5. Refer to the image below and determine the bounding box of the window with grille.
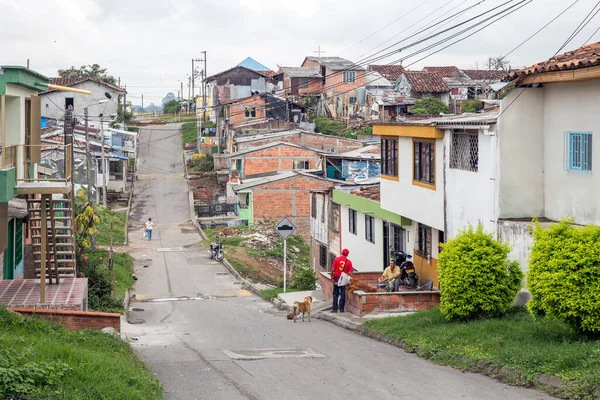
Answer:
[417,223,432,258]
[244,106,256,118]
[450,132,478,172]
[391,224,405,253]
[414,140,435,185]
[342,71,356,83]
[349,96,357,104]
[365,215,375,243]
[349,209,357,234]
[566,131,592,172]
[381,138,398,177]
[319,244,327,268]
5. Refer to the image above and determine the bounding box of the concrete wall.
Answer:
[236,132,363,153]
[340,205,384,272]
[40,81,121,121]
[380,137,444,231]
[497,220,536,275]
[445,130,497,238]
[542,81,600,225]
[498,88,545,218]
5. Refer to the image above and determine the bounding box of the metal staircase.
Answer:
[27,193,76,282]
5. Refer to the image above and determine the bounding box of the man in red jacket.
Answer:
[331,249,353,313]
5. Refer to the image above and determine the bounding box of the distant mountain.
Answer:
[132,103,162,113]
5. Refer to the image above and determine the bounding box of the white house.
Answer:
[39,78,125,123]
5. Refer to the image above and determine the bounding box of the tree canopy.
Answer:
[411,97,449,115]
[57,64,117,85]
[163,99,181,114]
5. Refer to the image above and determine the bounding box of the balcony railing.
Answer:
[14,144,73,195]
[0,145,17,169]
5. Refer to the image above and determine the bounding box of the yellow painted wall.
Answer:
[413,253,439,290]
[374,124,443,139]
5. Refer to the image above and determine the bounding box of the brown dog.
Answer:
[292,296,313,322]
[347,278,382,294]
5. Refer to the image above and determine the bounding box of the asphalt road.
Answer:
[123,124,554,400]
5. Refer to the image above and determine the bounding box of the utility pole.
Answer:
[100,115,107,208]
[180,81,184,102]
[188,76,191,115]
[141,94,144,113]
[201,50,207,137]
[84,108,93,204]
[123,84,127,130]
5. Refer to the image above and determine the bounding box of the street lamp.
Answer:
[84,95,111,206]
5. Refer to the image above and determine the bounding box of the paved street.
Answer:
[123,124,554,400]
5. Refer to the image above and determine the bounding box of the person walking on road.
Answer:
[331,249,353,313]
[145,218,155,240]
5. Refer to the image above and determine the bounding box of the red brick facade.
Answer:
[250,174,335,239]
[237,144,321,177]
[301,58,366,105]
[319,272,440,317]
[10,308,121,332]
[236,132,363,153]
[226,95,266,127]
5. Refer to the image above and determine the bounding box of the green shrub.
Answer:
[411,97,449,115]
[292,267,317,291]
[438,225,523,321]
[460,99,483,114]
[528,219,600,336]
[80,253,122,311]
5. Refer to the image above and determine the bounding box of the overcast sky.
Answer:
[1,0,597,105]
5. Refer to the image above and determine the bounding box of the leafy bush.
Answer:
[313,117,372,139]
[188,154,214,173]
[80,253,122,312]
[292,267,317,291]
[163,99,181,114]
[438,225,523,321]
[528,219,600,336]
[460,99,483,114]
[411,97,449,115]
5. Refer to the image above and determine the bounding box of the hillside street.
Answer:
[121,124,554,400]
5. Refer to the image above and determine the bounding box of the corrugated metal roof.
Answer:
[237,57,271,71]
[305,57,366,71]
[226,141,324,158]
[232,171,297,192]
[278,67,322,78]
[406,111,499,125]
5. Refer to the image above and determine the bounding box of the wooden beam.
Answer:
[520,65,600,85]
[40,194,48,303]
[49,199,58,284]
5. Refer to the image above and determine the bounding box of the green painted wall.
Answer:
[0,66,50,94]
[333,189,411,226]
[0,167,16,202]
[237,190,253,225]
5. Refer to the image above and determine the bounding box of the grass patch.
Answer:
[0,307,162,399]
[259,288,299,301]
[364,308,600,398]
[82,250,134,313]
[182,121,197,145]
[94,207,126,247]
[313,117,373,139]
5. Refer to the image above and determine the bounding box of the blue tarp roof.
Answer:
[237,57,270,71]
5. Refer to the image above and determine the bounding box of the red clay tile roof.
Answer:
[508,42,600,81]
[462,69,506,81]
[423,66,462,78]
[47,77,125,93]
[404,71,449,93]
[367,65,406,81]
[257,70,277,77]
[351,185,380,201]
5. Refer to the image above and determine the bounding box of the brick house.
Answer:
[234,129,364,153]
[300,56,366,116]
[367,65,406,82]
[395,71,451,106]
[230,171,348,240]
[274,67,323,96]
[226,142,323,180]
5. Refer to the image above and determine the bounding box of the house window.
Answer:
[319,244,327,268]
[65,97,74,110]
[413,140,435,186]
[349,209,357,235]
[244,106,256,118]
[417,223,432,259]
[293,160,310,170]
[298,78,309,89]
[391,224,405,253]
[450,132,478,172]
[349,96,357,105]
[311,193,317,218]
[381,138,398,177]
[329,202,339,232]
[235,159,243,174]
[342,71,356,83]
[567,131,592,172]
[365,215,375,243]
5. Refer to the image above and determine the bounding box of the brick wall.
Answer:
[240,144,321,176]
[252,174,333,241]
[238,132,363,153]
[213,154,229,170]
[228,96,266,126]
[319,272,440,316]
[10,308,121,332]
